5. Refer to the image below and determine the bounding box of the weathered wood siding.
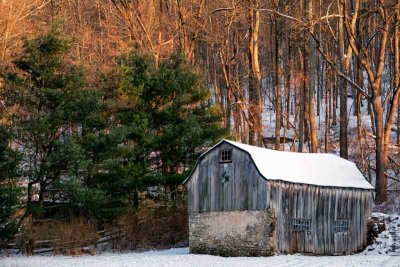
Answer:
[186,141,373,255]
[187,142,268,213]
[268,181,373,255]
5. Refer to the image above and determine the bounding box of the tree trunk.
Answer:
[332,74,338,125]
[325,66,330,152]
[395,7,400,146]
[373,94,387,203]
[275,9,283,150]
[355,16,365,172]
[233,28,242,141]
[298,47,305,152]
[308,0,318,153]
[248,0,262,146]
[285,39,292,129]
[303,44,310,149]
[356,64,365,171]
[337,1,348,159]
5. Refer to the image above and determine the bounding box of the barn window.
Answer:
[292,218,311,231]
[334,220,350,232]
[219,149,232,163]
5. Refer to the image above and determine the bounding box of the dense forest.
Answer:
[0,0,399,254]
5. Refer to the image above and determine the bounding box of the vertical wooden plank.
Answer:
[209,159,215,212]
[252,162,258,210]
[203,161,210,212]
[197,160,204,212]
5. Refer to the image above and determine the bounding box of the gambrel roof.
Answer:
[186,139,374,190]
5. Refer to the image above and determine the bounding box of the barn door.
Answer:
[304,230,313,253]
[333,220,352,254]
[290,231,303,252]
[333,233,351,254]
[290,219,313,253]
[219,162,233,211]
[291,230,313,253]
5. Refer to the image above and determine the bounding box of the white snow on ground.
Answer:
[2,247,400,267]
[2,212,400,267]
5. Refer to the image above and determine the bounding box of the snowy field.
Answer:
[2,213,400,267]
[1,247,400,267]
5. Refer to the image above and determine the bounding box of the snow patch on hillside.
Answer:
[364,213,400,256]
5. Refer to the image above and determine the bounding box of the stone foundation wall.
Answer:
[189,209,277,257]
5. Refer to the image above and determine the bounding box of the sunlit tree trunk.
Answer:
[308,0,318,153]
[248,0,263,146]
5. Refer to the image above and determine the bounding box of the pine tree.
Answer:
[0,125,22,245]
[1,26,105,216]
[105,52,227,200]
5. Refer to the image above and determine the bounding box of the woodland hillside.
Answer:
[0,0,400,254]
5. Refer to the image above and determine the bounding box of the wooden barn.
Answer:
[184,139,374,256]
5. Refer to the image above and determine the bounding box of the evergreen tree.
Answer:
[1,26,106,217]
[0,125,22,245]
[106,53,226,196]
[1,28,226,224]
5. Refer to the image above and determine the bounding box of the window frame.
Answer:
[333,220,351,233]
[292,218,311,231]
[219,149,232,163]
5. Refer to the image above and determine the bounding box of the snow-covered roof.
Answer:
[199,139,374,190]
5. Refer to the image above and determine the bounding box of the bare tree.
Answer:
[344,0,400,203]
[248,0,263,146]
